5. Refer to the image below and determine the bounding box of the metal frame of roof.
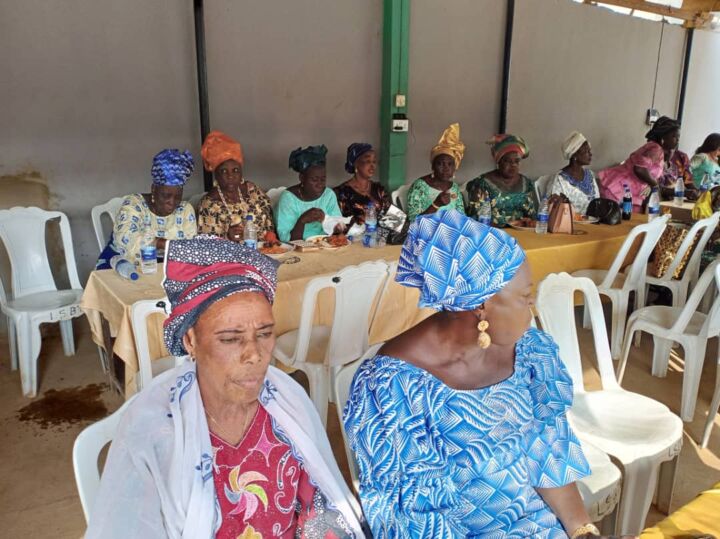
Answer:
[584,0,720,27]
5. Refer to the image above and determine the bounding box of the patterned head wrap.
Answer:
[289,145,328,173]
[345,142,374,174]
[151,149,194,187]
[487,134,530,163]
[201,130,244,172]
[645,116,680,144]
[430,123,465,169]
[396,210,526,311]
[562,131,588,161]
[162,236,279,356]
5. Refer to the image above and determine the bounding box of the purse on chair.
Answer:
[547,194,575,234]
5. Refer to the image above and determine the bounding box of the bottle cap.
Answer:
[130,272,139,281]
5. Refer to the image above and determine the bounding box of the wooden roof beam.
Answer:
[588,1,714,27]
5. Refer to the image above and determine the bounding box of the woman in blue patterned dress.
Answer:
[343,210,602,539]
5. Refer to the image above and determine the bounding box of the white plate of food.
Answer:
[507,218,537,231]
[573,215,600,224]
[305,234,351,250]
[258,241,295,258]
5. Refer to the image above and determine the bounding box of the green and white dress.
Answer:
[274,187,342,242]
[406,178,465,222]
[466,174,537,227]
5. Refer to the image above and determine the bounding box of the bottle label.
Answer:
[366,223,377,233]
[140,245,156,261]
[674,190,684,198]
[478,216,491,225]
[622,201,632,214]
[538,214,549,223]
[648,206,660,215]
[244,239,257,249]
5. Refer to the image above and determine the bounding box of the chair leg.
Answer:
[617,324,637,383]
[582,303,591,329]
[304,365,329,428]
[16,316,42,397]
[616,458,660,535]
[96,345,109,373]
[701,357,720,449]
[610,295,629,360]
[656,453,679,515]
[59,319,75,356]
[7,316,18,371]
[680,343,707,422]
[651,336,674,378]
[599,503,619,536]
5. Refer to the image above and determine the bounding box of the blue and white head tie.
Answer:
[151,149,195,187]
[396,210,526,311]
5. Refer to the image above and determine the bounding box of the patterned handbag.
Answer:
[650,223,698,279]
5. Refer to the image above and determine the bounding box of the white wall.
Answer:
[680,28,720,156]
[203,0,383,190]
[406,0,506,185]
[0,0,201,279]
[509,0,685,177]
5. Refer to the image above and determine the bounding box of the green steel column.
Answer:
[379,0,410,191]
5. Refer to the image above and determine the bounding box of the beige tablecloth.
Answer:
[81,215,645,394]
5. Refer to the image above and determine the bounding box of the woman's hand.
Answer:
[433,191,452,208]
[226,223,245,242]
[299,208,325,224]
[333,223,346,235]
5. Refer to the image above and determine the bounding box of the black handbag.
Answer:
[586,198,621,225]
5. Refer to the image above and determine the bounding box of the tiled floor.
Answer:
[0,318,719,537]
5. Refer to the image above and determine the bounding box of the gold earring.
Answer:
[477,320,491,349]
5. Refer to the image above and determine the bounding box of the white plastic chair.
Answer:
[130,298,184,392]
[333,342,383,495]
[266,187,287,211]
[272,260,389,426]
[534,174,554,202]
[572,214,669,359]
[702,264,720,448]
[90,196,125,251]
[576,441,622,532]
[187,192,206,209]
[0,207,86,397]
[73,395,136,522]
[391,183,411,212]
[536,272,683,535]
[640,212,720,311]
[619,259,720,421]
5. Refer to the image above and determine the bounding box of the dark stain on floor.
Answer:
[16,383,109,430]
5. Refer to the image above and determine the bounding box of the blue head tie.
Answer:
[151,149,195,187]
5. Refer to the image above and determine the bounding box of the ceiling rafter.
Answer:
[585,0,719,27]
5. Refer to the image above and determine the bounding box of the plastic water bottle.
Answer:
[535,197,549,234]
[139,232,157,274]
[110,255,139,281]
[674,177,685,207]
[363,203,378,248]
[622,184,633,220]
[243,215,257,249]
[648,187,660,222]
[478,200,492,226]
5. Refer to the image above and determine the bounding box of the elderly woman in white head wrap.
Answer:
[547,131,599,214]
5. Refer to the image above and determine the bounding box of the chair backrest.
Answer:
[333,342,384,494]
[0,207,82,302]
[73,395,136,523]
[187,192,206,210]
[536,272,620,392]
[291,260,389,368]
[130,298,175,391]
[391,184,411,212]
[656,212,720,284]
[90,197,125,251]
[266,187,287,210]
[668,259,720,337]
[535,174,554,202]
[602,214,669,290]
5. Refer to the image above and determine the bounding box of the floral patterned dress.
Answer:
[466,174,537,227]
[211,405,352,539]
[406,178,465,222]
[334,181,392,224]
[197,182,275,238]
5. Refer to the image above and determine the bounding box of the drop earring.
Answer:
[477,319,491,349]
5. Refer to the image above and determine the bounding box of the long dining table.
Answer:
[80,214,646,395]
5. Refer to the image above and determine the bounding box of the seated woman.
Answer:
[406,123,466,222]
[196,131,274,242]
[96,149,196,269]
[275,145,343,241]
[690,133,720,187]
[87,237,365,538]
[547,131,599,215]
[344,210,598,538]
[466,134,537,227]
[334,143,391,224]
[598,116,690,211]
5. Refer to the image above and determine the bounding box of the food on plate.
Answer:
[327,234,349,247]
[259,244,288,255]
[573,214,589,221]
[511,218,536,228]
[264,230,280,244]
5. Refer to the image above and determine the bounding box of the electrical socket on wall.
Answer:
[646,108,659,125]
